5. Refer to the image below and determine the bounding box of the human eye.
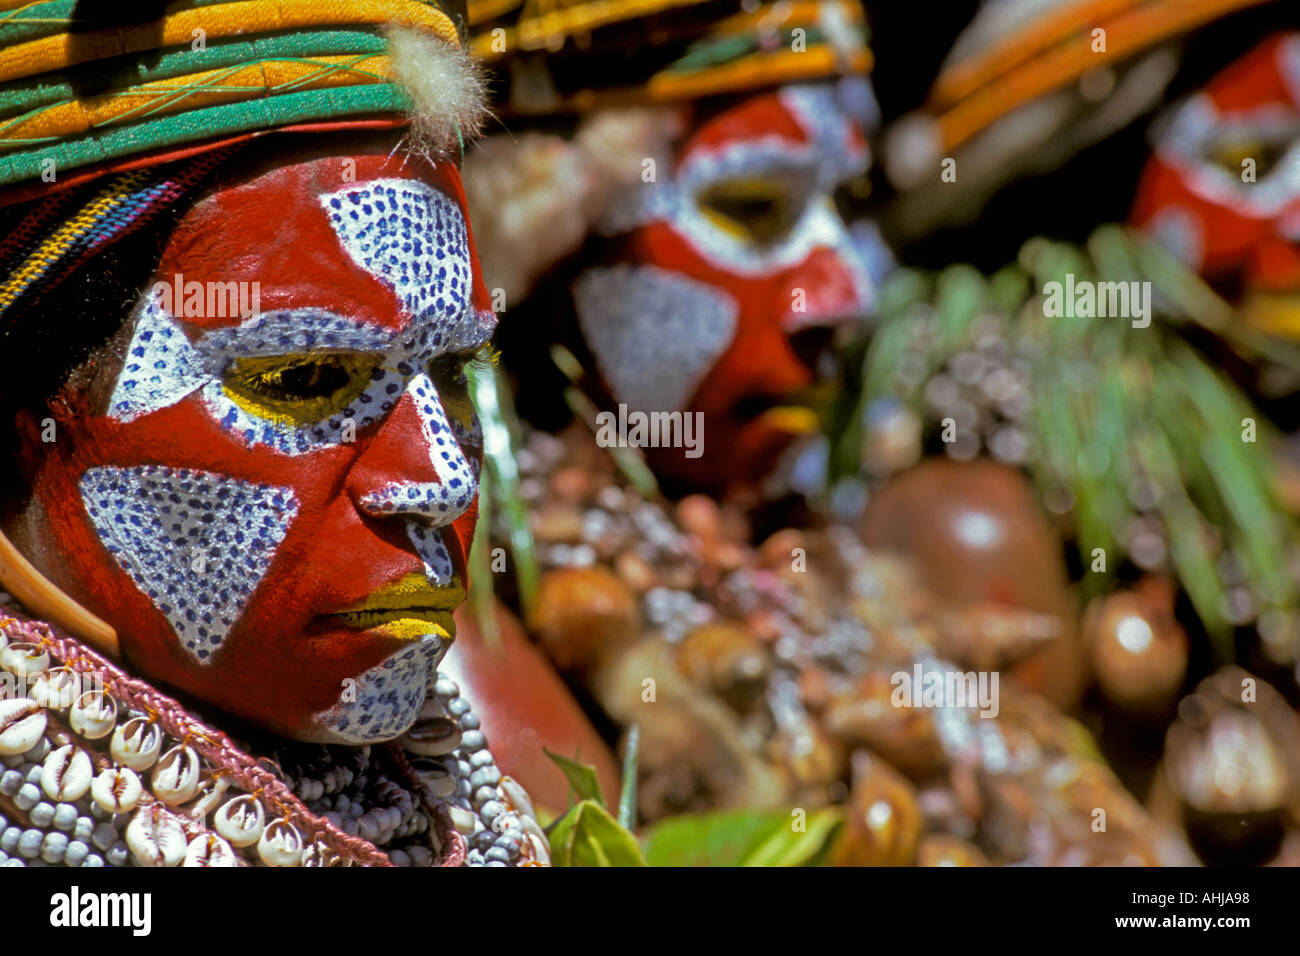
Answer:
[427,344,495,435]
[696,175,809,245]
[221,352,381,425]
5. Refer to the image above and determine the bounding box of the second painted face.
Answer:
[12,143,495,743]
[574,83,875,490]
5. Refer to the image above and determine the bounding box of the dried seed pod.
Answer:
[126,804,186,867]
[151,746,202,806]
[526,566,639,673]
[676,622,770,712]
[0,698,47,756]
[40,744,92,802]
[0,642,48,679]
[69,691,117,739]
[30,668,80,710]
[399,717,461,757]
[214,794,265,847]
[256,819,303,867]
[183,833,237,867]
[91,767,142,814]
[832,752,922,867]
[109,717,163,771]
[1164,667,1300,866]
[823,670,947,779]
[916,834,990,867]
[1086,577,1187,710]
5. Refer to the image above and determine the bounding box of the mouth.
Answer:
[325,573,466,639]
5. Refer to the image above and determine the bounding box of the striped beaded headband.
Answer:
[0,0,476,203]
[468,0,870,116]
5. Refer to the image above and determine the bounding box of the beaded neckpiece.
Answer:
[0,611,548,868]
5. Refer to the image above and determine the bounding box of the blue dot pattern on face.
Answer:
[357,371,478,584]
[77,466,299,662]
[573,263,738,414]
[107,295,208,423]
[312,633,446,744]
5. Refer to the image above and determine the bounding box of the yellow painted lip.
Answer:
[335,572,466,614]
[756,405,821,435]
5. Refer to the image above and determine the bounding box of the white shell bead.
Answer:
[40,744,92,802]
[213,794,265,847]
[186,775,229,821]
[30,668,80,710]
[69,691,117,739]
[151,745,201,806]
[256,819,303,867]
[0,698,47,756]
[399,717,462,756]
[109,717,162,771]
[91,767,142,814]
[0,643,48,679]
[448,806,477,834]
[125,805,186,867]
[183,834,237,867]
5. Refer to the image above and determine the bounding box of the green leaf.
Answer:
[544,748,606,808]
[548,800,645,867]
[641,808,842,867]
[738,807,843,867]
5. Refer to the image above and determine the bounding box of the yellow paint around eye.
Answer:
[222,352,379,427]
[697,177,794,244]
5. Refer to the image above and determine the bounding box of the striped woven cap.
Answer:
[0,0,468,203]
[469,0,870,115]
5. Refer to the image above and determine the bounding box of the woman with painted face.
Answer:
[0,1,551,867]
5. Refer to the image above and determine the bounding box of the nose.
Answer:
[347,372,479,582]
[781,201,874,331]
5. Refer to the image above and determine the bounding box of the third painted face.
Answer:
[574,84,875,490]
[14,145,495,743]
[1132,33,1300,338]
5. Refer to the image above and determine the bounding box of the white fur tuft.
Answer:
[385,25,489,159]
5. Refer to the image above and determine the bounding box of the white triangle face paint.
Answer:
[574,264,738,413]
[310,633,449,744]
[79,466,299,662]
[108,294,210,422]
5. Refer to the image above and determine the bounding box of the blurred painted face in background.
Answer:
[574,82,875,490]
[1132,33,1300,338]
[8,144,494,742]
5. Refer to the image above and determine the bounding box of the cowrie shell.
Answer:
[400,717,461,756]
[69,690,117,739]
[151,745,201,806]
[183,833,237,867]
[0,698,47,756]
[257,818,303,867]
[40,744,92,802]
[214,794,265,847]
[110,716,162,771]
[409,757,456,798]
[500,775,536,821]
[126,804,186,867]
[30,667,80,710]
[0,642,48,679]
[448,805,477,834]
[186,775,229,821]
[91,767,142,814]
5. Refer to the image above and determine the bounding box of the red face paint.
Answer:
[1132,33,1300,337]
[16,148,495,741]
